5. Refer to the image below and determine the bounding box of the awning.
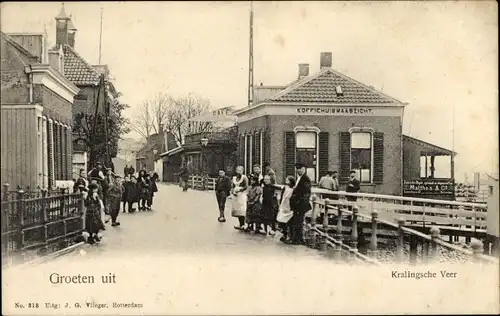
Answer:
[159,146,184,157]
[403,135,456,156]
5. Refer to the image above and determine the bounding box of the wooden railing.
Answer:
[1,188,85,266]
[186,175,497,263]
[188,175,216,191]
[304,196,498,265]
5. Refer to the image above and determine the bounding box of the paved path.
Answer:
[77,183,324,259]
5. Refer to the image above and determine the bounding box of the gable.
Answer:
[267,68,403,105]
[1,33,38,70]
[62,44,100,86]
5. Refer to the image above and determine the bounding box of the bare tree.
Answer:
[130,92,171,141]
[165,93,214,144]
[132,92,214,145]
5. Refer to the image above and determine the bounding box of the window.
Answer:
[296,131,317,182]
[351,132,372,183]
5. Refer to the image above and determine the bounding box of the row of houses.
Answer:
[1,5,120,190]
[141,52,458,200]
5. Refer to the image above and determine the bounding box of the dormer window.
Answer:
[335,85,343,96]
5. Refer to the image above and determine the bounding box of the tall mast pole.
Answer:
[451,104,456,199]
[98,7,103,64]
[248,1,254,107]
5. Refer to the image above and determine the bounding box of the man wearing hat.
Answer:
[288,162,312,245]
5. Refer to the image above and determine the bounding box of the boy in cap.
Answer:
[107,175,124,226]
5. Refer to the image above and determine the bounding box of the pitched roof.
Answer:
[61,44,100,86]
[1,32,39,61]
[265,68,403,105]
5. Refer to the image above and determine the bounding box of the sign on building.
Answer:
[403,179,454,196]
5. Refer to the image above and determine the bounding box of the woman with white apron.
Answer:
[276,175,296,242]
[231,166,249,230]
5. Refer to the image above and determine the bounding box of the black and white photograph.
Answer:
[1,1,498,315]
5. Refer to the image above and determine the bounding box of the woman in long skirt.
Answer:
[231,166,248,230]
[85,183,104,244]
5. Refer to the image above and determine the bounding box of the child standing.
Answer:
[246,175,264,234]
[276,176,296,242]
[121,176,133,213]
[139,174,151,211]
[128,176,139,213]
[262,175,278,235]
[85,183,104,244]
[107,175,124,226]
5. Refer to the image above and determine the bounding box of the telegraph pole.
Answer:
[98,7,103,64]
[248,1,254,107]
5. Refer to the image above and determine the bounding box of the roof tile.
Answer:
[267,68,401,104]
[62,44,100,86]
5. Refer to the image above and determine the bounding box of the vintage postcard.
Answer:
[1,1,498,315]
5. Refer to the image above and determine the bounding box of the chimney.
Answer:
[67,15,77,49]
[48,50,60,72]
[55,4,70,47]
[48,46,65,75]
[298,63,310,79]
[320,52,332,69]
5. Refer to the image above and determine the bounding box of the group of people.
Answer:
[214,162,312,245]
[73,162,159,244]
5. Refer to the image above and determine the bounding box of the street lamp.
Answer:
[200,138,209,190]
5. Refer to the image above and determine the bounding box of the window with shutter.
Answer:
[238,135,245,168]
[47,121,54,188]
[373,132,384,184]
[284,132,296,181]
[339,132,351,184]
[295,131,317,182]
[253,131,260,168]
[263,129,271,165]
[351,132,372,183]
[246,134,252,175]
[318,132,329,179]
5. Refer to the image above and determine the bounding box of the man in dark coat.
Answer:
[128,165,135,176]
[288,162,312,245]
[215,169,231,222]
[346,170,361,202]
[124,165,129,176]
[178,163,190,192]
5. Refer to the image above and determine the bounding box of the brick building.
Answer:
[49,6,119,176]
[234,52,455,196]
[1,31,79,189]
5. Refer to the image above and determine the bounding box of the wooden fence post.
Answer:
[2,182,9,201]
[470,238,484,263]
[368,210,378,258]
[309,195,318,248]
[17,188,26,250]
[60,188,66,218]
[320,199,330,252]
[335,206,343,260]
[409,234,418,265]
[349,206,359,261]
[430,227,440,262]
[80,191,86,233]
[396,218,405,263]
[41,189,48,249]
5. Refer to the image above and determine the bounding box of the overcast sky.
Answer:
[1,1,497,180]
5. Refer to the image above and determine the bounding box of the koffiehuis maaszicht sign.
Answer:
[296,107,374,115]
[403,179,454,196]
